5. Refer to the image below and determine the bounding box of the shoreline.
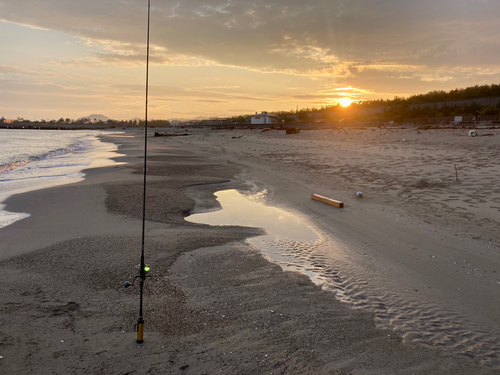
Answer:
[0,129,127,230]
[171,127,500,363]
[0,129,497,373]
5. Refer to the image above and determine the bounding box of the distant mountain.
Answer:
[80,114,110,121]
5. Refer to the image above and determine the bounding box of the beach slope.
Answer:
[0,130,496,374]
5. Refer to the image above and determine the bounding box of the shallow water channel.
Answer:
[186,189,327,285]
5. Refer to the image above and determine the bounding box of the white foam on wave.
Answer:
[0,130,90,174]
[0,143,90,174]
[0,205,30,229]
[0,130,124,229]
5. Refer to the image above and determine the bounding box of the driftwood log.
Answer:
[311,194,344,208]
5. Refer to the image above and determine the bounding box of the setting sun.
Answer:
[339,98,353,107]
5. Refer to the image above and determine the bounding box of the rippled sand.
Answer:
[174,126,500,367]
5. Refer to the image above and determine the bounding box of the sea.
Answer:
[0,129,123,229]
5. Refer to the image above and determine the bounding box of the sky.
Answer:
[1,0,499,120]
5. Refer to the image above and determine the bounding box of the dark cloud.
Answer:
[293,92,365,101]
[2,0,500,119]
[2,0,500,77]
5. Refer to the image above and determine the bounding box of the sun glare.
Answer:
[339,98,353,107]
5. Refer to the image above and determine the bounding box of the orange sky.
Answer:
[1,0,500,120]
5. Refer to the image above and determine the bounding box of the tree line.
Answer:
[9,84,500,125]
[269,84,500,123]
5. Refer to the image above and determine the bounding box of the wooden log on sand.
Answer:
[311,194,344,208]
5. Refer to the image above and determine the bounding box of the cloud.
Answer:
[290,86,376,104]
[229,95,272,101]
[0,65,101,83]
[2,0,499,79]
[0,65,51,76]
[57,51,215,68]
[2,0,500,120]
[228,108,255,113]
[195,85,241,89]
[0,65,30,76]
[155,98,181,102]
[194,99,229,103]
[293,92,365,101]
[0,18,49,31]
[94,83,274,104]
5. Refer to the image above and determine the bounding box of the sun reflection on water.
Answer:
[186,189,326,284]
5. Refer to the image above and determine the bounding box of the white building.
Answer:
[251,112,279,125]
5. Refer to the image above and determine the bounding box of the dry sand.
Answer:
[0,127,499,374]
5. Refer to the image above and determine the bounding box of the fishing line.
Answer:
[137,0,152,344]
[124,0,151,344]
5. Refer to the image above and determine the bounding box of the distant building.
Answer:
[251,112,279,125]
[0,117,14,124]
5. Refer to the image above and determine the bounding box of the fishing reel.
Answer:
[124,264,151,288]
[124,262,153,344]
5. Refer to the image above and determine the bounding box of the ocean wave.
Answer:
[0,210,31,229]
[0,171,85,183]
[0,141,89,175]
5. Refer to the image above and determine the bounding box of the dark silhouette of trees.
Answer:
[267,83,500,123]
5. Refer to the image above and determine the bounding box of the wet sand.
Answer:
[0,128,498,373]
[173,126,500,365]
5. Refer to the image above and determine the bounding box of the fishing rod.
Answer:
[124,0,152,344]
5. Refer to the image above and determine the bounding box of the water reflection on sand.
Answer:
[186,189,326,284]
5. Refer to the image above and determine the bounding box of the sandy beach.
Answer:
[1,126,499,374]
